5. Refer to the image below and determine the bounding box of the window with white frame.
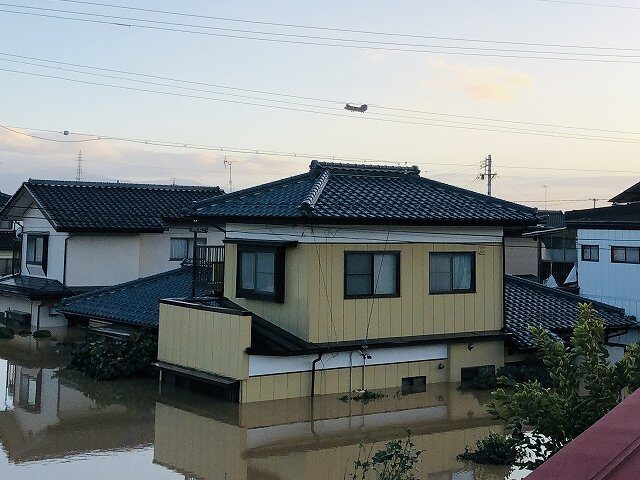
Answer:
[25,234,48,274]
[429,252,476,294]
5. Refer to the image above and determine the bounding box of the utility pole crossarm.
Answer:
[477,154,497,196]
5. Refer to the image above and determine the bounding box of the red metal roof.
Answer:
[527,389,640,480]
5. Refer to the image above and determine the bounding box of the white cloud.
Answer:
[426,59,534,101]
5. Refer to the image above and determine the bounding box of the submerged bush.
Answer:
[68,332,158,381]
[340,389,386,403]
[33,329,53,339]
[457,432,522,465]
[0,327,15,339]
[346,432,422,480]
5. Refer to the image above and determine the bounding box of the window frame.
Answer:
[344,251,401,299]
[611,246,640,264]
[428,251,476,295]
[25,233,48,274]
[581,244,600,262]
[235,244,286,303]
[169,237,206,261]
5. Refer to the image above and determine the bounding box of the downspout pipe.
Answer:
[310,352,323,397]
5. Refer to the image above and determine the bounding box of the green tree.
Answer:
[346,433,422,480]
[484,303,640,467]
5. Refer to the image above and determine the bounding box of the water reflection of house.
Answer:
[153,383,507,480]
[0,334,155,463]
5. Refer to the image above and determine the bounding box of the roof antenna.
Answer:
[224,157,236,193]
[75,149,83,181]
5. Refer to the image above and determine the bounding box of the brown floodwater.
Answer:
[0,329,531,479]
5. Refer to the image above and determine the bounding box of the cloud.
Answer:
[426,59,534,101]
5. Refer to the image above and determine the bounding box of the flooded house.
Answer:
[156,161,541,402]
[0,180,223,329]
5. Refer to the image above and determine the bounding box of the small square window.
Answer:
[581,245,599,262]
[236,245,285,302]
[401,376,427,395]
[345,252,399,298]
[429,252,475,294]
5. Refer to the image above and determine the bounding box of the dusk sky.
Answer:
[2,0,640,210]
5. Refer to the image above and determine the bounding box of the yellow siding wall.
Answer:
[309,242,504,343]
[224,243,310,339]
[448,340,505,382]
[242,358,449,403]
[158,303,251,380]
[226,242,503,344]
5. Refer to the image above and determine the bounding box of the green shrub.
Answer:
[68,332,158,381]
[341,389,386,403]
[346,432,422,480]
[457,432,522,465]
[0,327,15,339]
[33,329,53,339]
[498,360,551,387]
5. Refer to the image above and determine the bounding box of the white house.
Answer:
[0,179,224,328]
[567,181,640,345]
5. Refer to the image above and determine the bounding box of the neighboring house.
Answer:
[567,181,640,321]
[0,191,18,277]
[59,266,205,332]
[156,161,539,402]
[503,275,637,362]
[0,179,223,328]
[527,388,640,480]
[505,210,577,287]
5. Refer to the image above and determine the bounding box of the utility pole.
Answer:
[478,154,497,196]
[223,157,236,193]
[75,150,83,181]
[543,185,548,210]
[589,198,597,209]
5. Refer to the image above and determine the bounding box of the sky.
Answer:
[1,0,640,211]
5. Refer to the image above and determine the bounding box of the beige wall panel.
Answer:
[158,303,251,380]
[448,340,505,382]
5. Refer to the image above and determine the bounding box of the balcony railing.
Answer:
[193,245,225,295]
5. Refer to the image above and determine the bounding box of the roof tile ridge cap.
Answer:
[29,179,220,191]
[505,274,627,313]
[61,267,188,305]
[300,169,331,214]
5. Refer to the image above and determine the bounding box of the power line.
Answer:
[52,0,640,51]
[3,6,640,63]
[3,51,640,137]
[4,67,640,144]
[4,122,640,176]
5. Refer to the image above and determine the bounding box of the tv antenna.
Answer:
[223,157,236,193]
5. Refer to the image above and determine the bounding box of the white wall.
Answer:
[578,228,640,319]
[504,237,538,276]
[139,227,225,277]
[21,206,68,281]
[65,235,141,287]
[0,296,66,328]
[225,223,504,244]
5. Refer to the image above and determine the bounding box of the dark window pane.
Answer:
[628,248,640,264]
[613,247,626,262]
[346,253,371,275]
[240,252,256,289]
[430,253,451,293]
[346,274,371,296]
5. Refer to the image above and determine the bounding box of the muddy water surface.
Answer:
[0,330,530,479]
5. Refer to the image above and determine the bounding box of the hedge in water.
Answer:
[68,332,158,381]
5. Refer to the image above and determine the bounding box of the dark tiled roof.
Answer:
[566,203,640,229]
[60,267,205,327]
[0,275,75,300]
[1,180,222,233]
[195,161,537,226]
[0,192,9,205]
[538,210,565,228]
[609,180,640,204]
[505,275,638,350]
[0,231,15,251]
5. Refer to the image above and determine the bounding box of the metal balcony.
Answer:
[193,245,225,295]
